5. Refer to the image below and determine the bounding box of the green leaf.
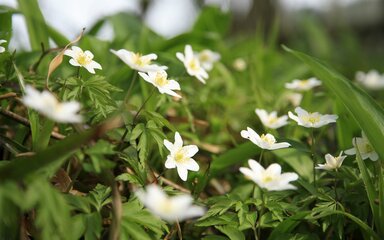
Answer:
[273,148,313,181]
[0,127,99,181]
[309,210,380,240]
[355,147,382,236]
[210,142,260,176]
[0,9,12,41]
[88,184,112,212]
[17,0,49,50]
[215,225,245,240]
[268,212,310,240]
[284,46,384,163]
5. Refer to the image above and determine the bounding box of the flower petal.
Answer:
[177,167,188,181]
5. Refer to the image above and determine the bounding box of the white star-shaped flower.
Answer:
[64,46,102,74]
[288,107,338,128]
[316,152,346,171]
[110,49,167,72]
[345,132,378,161]
[0,40,7,53]
[355,70,384,90]
[22,85,82,123]
[138,70,181,98]
[164,132,199,181]
[255,109,289,129]
[240,127,290,150]
[136,184,205,222]
[176,45,208,84]
[240,159,299,191]
[285,77,322,91]
[197,49,220,71]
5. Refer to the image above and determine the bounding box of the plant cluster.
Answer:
[0,3,384,240]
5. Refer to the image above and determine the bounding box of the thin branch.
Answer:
[0,107,65,140]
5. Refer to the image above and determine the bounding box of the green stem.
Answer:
[76,67,81,79]
[132,87,156,124]
[334,170,338,203]
[256,190,265,240]
[310,129,316,187]
[117,87,156,150]
[258,149,264,163]
[124,71,138,106]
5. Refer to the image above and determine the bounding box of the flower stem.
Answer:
[334,170,338,203]
[175,220,183,240]
[256,190,265,240]
[310,129,316,187]
[258,149,264,163]
[124,71,138,106]
[76,66,81,79]
[132,87,156,124]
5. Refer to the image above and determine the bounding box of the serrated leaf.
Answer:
[215,225,245,240]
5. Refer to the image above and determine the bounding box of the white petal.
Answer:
[174,132,183,149]
[176,52,185,62]
[179,205,205,221]
[183,159,199,171]
[266,163,282,175]
[89,61,102,70]
[369,152,379,161]
[288,111,299,123]
[165,158,176,169]
[84,65,96,74]
[294,107,307,116]
[138,72,152,83]
[84,50,94,59]
[239,167,257,181]
[269,142,291,150]
[164,139,174,152]
[183,145,198,157]
[167,80,181,90]
[344,148,356,155]
[177,167,188,181]
[69,59,81,67]
[248,159,264,174]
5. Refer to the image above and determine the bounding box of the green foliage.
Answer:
[1,3,384,240]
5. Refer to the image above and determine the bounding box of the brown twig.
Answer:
[0,107,65,139]
[0,92,17,100]
[153,171,191,194]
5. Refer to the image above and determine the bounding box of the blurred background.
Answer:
[1,0,383,51]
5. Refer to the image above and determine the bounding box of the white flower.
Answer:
[136,184,205,222]
[240,127,290,150]
[345,132,378,161]
[64,46,102,74]
[22,85,82,123]
[110,49,167,72]
[355,70,384,90]
[232,58,247,71]
[285,77,322,91]
[255,109,289,129]
[0,40,7,53]
[176,45,208,84]
[164,132,199,181]
[288,107,338,128]
[285,93,303,106]
[240,159,298,191]
[316,152,346,171]
[138,70,181,98]
[197,49,220,71]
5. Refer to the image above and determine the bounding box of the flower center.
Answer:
[303,113,320,124]
[262,175,274,183]
[260,134,276,145]
[268,117,278,125]
[364,143,373,153]
[77,53,92,66]
[174,150,186,163]
[154,72,168,87]
[199,52,210,62]
[298,79,309,87]
[133,53,151,67]
[159,199,173,213]
[188,58,200,71]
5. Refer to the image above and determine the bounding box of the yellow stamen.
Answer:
[154,72,168,87]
